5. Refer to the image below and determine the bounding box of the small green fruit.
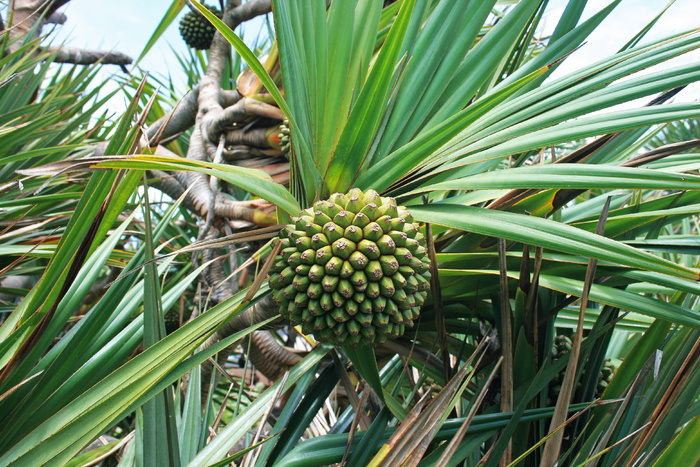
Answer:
[270,189,431,347]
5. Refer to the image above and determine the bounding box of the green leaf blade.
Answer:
[411,204,700,280]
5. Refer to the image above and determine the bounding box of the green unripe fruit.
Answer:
[280,284,296,300]
[278,120,291,156]
[344,225,363,244]
[376,215,393,232]
[347,320,361,336]
[390,312,405,324]
[320,293,333,311]
[292,275,309,292]
[345,194,365,214]
[372,313,390,328]
[348,250,369,270]
[379,255,399,275]
[312,315,326,331]
[378,203,399,218]
[328,192,347,206]
[379,276,395,297]
[301,321,314,335]
[385,299,399,316]
[270,189,431,346]
[389,230,408,247]
[350,270,368,289]
[308,300,323,317]
[374,296,387,313]
[315,246,333,265]
[308,264,325,282]
[313,210,333,226]
[338,279,354,298]
[346,333,363,346]
[359,299,374,314]
[333,210,353,228]
[352,212,371,228]
[360,325,376,340]
[345,300,359,316]
[307,283,323,300]
[332,238,356,260]
[311,233,330,249]
[391,271,408,289]
[295,236,312,252]
[324,257,344,276]
[358,239,381,259]
[355,313,373,327]
[277,266,296,286]
[358,203,380,221]
[299,249,316,265]
[287,251,302,268]
[366,282,381,299]
[404,294,416,310]
[339,261,355,278]
[376,235,396,255]
[294,292,309,307]
[365,261,384,282]
[323,222,344,243]
[363,223,383,242]
[281,246,298,260]
[322,275,339,293]
[331,291,345,308]
[179,5,222,50]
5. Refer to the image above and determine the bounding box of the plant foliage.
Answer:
[1,1,699,466]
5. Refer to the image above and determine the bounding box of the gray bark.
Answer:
[4,0,132,67]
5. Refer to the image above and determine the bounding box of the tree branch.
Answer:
[44,46,132,66]
[6,0,132,68]
[144,88,242,148]
[45,11,66,24]
[195,0,272,144]
[6,0,70,51]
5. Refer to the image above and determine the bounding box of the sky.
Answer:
[544,0,700,105]
[39,0,700,113]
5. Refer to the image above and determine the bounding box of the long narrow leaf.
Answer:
[411,204,699,280]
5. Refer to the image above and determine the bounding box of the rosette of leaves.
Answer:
[178,4,222,50]
[268,188,431,347]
